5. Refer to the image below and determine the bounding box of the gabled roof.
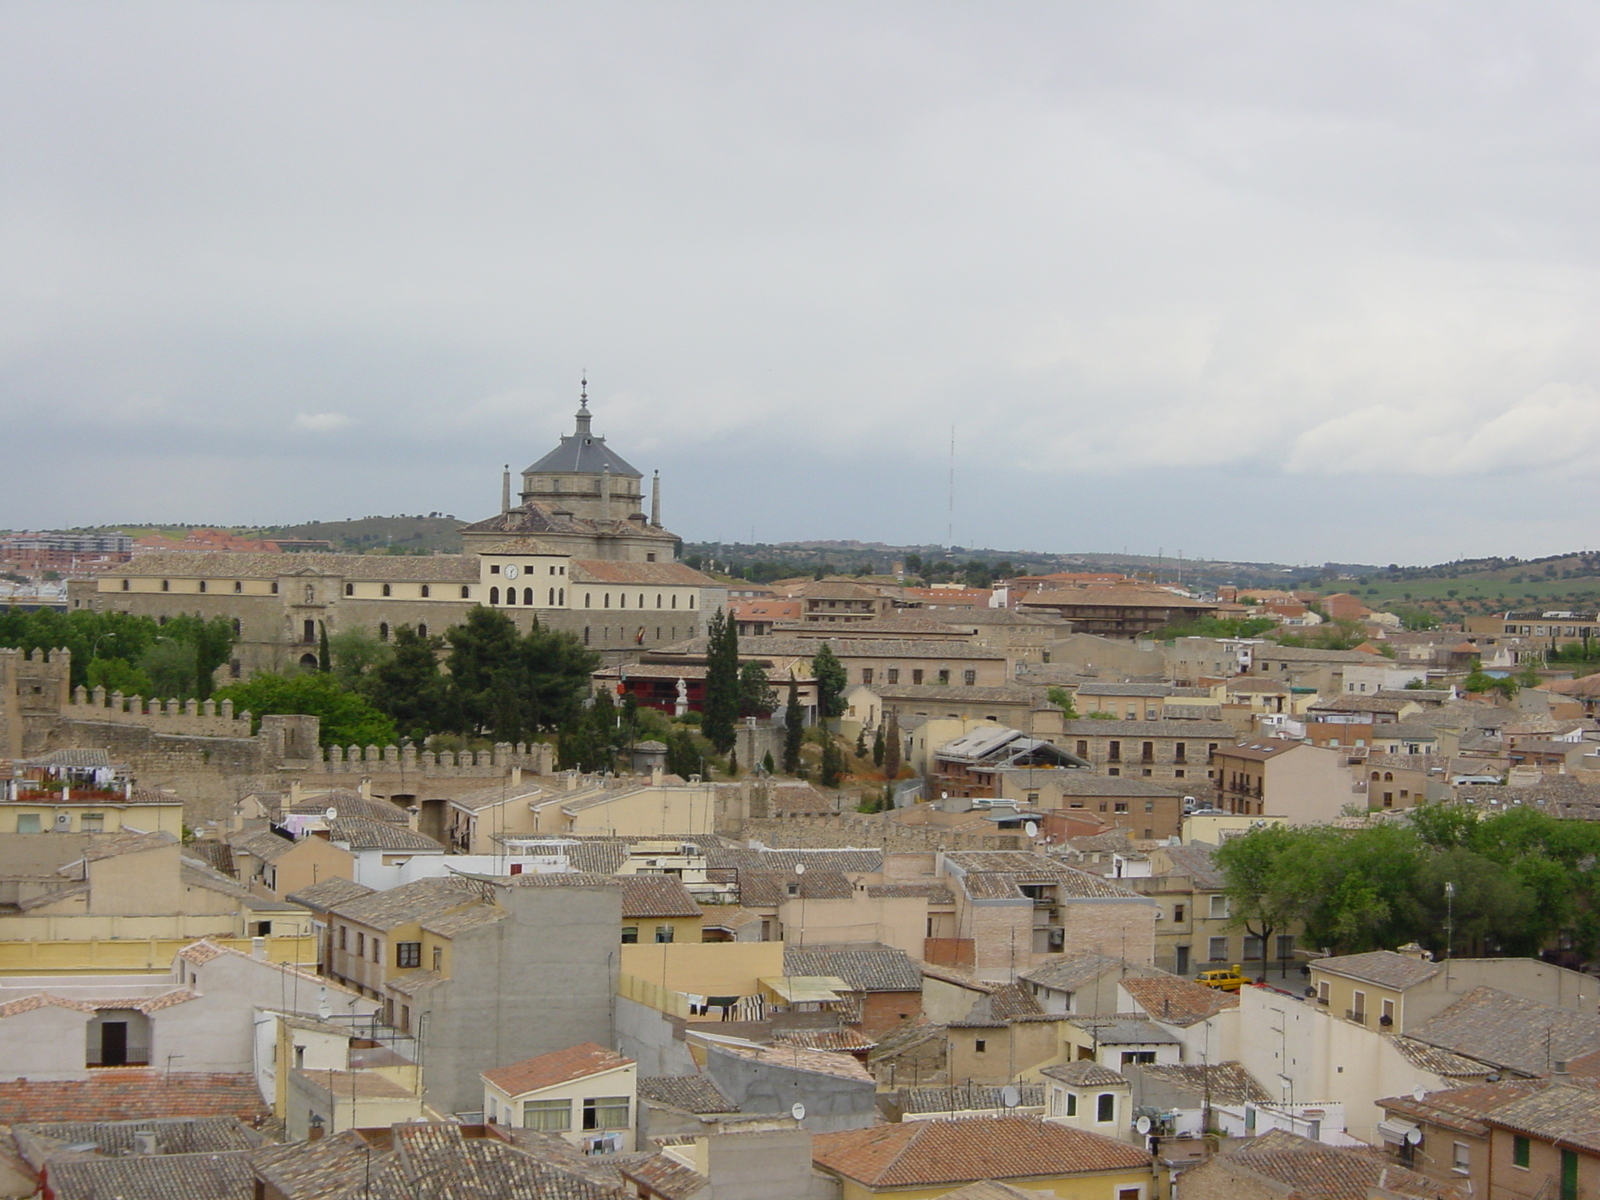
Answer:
[1207,1128,1459,1200]
[481,1042,634,1098]
[1019,952,1123,993]
[325,875,485,930]
[619,874,701,919]
[43,1150,255,1200]
[285,876,375,910]
[1481,1080,1600,1152]
[0,1071,269,1124]
[326,819,445,852]
[902,1084,1045,1114]
[1312,950,1441,991]
[942,852,1145,901]
[1377,1078,1549,1138]
[1040,1061,1127,1088]
[1407,986,1600,1077]
[1133,1061,1269,1105]
[637,1075,735,1114]
[1121,974,1239,1026]
[785,945,923,993]
[811,1116,1149,1187]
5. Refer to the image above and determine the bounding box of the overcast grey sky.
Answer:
[3,2,1598,566]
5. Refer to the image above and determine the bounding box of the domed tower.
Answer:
[518,379,644,521]
[459,377,677,563]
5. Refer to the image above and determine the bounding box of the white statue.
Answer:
[674,677,689,718]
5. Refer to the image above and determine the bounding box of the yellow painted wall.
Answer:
[0,802,184,836]
[560,786,720,837]
[0,934,318,975]
[622,914,704,944]
[619,940,784,997]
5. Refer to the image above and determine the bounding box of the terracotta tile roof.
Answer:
[285,876,375,910]
[619,874,702,919]
[621,1152,709,1200]
[186,840,235,876]
[446,782,547,813]
[865,882,955,903]
[0,992,97,1018]
[739,869,856,907]
[1121,974,1239,1026]
[705,847,883,874]
[637,1075,736,1115]
[0,1072,269,1124]
[43,1150,256,1200]
[420,905,507,937]
[123,549,480,582]
[776,1028,877,1053]
[1378,1078,1548,1138]
[1018,952,1123,993]
[482,1042,634,1098]
[1153,844,1225,890]
[1314,950,1441,990]
[1409,986,1600,1076]
[285,794,411,824]
[1131,1062,1268,1105]
[327,818,445,852]
[1210,1128,1459,1200]
[710,1042,873,1083]
[1035,775,1186,797]
[943,852,1145,901]
[226,828,295,862]
[385,968,444,997]
[571,560,717,586]
[812,1116,1149,1187]
[1040,1061,1127,1088]
[16,1115,261,1158]
[80,829,177,862]
[1390,1036,1497,1079]
[785,946,922,993]
[903,1084,1045,1114]
[1483,1080,1600,1152]
[326,874,485,930]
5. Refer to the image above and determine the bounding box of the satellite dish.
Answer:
[1135,1115,1153,1135]
[1413,1085,1426,1101]
[1406,1127,1423,1146]
[1001,1085,1021,1109]
[794,863,806,876]
[791,1102,806,1121]
[1024,823,1039,840]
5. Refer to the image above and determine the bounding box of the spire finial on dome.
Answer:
[575,372,593,437]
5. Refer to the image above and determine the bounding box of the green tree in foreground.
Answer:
[214,672,397,748]
[702,609,740,752]
[812,643,847,721]
[1046,687,1078,719]
[782,681,804,774]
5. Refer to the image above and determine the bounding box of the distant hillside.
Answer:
[259,515,465,554]
[49,516,466,555]
[1320,551,1600,620]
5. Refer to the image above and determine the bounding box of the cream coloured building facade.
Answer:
[68,388,724,674]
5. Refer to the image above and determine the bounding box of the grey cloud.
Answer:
[2,1,1598,562]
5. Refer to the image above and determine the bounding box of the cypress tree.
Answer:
[872,726,885,768]
[812,642,847,722]
[317,622,331,673]
[782,680,804,774]
[702,609,740,753]
[883,709,901,778]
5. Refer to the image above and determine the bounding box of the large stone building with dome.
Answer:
[69,385,724,678]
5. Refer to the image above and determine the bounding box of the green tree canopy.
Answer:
[214,671,397,748]
[701,609,740,752]
[812,643,847,720]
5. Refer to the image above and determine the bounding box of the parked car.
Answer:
[1196,965,1248,993]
